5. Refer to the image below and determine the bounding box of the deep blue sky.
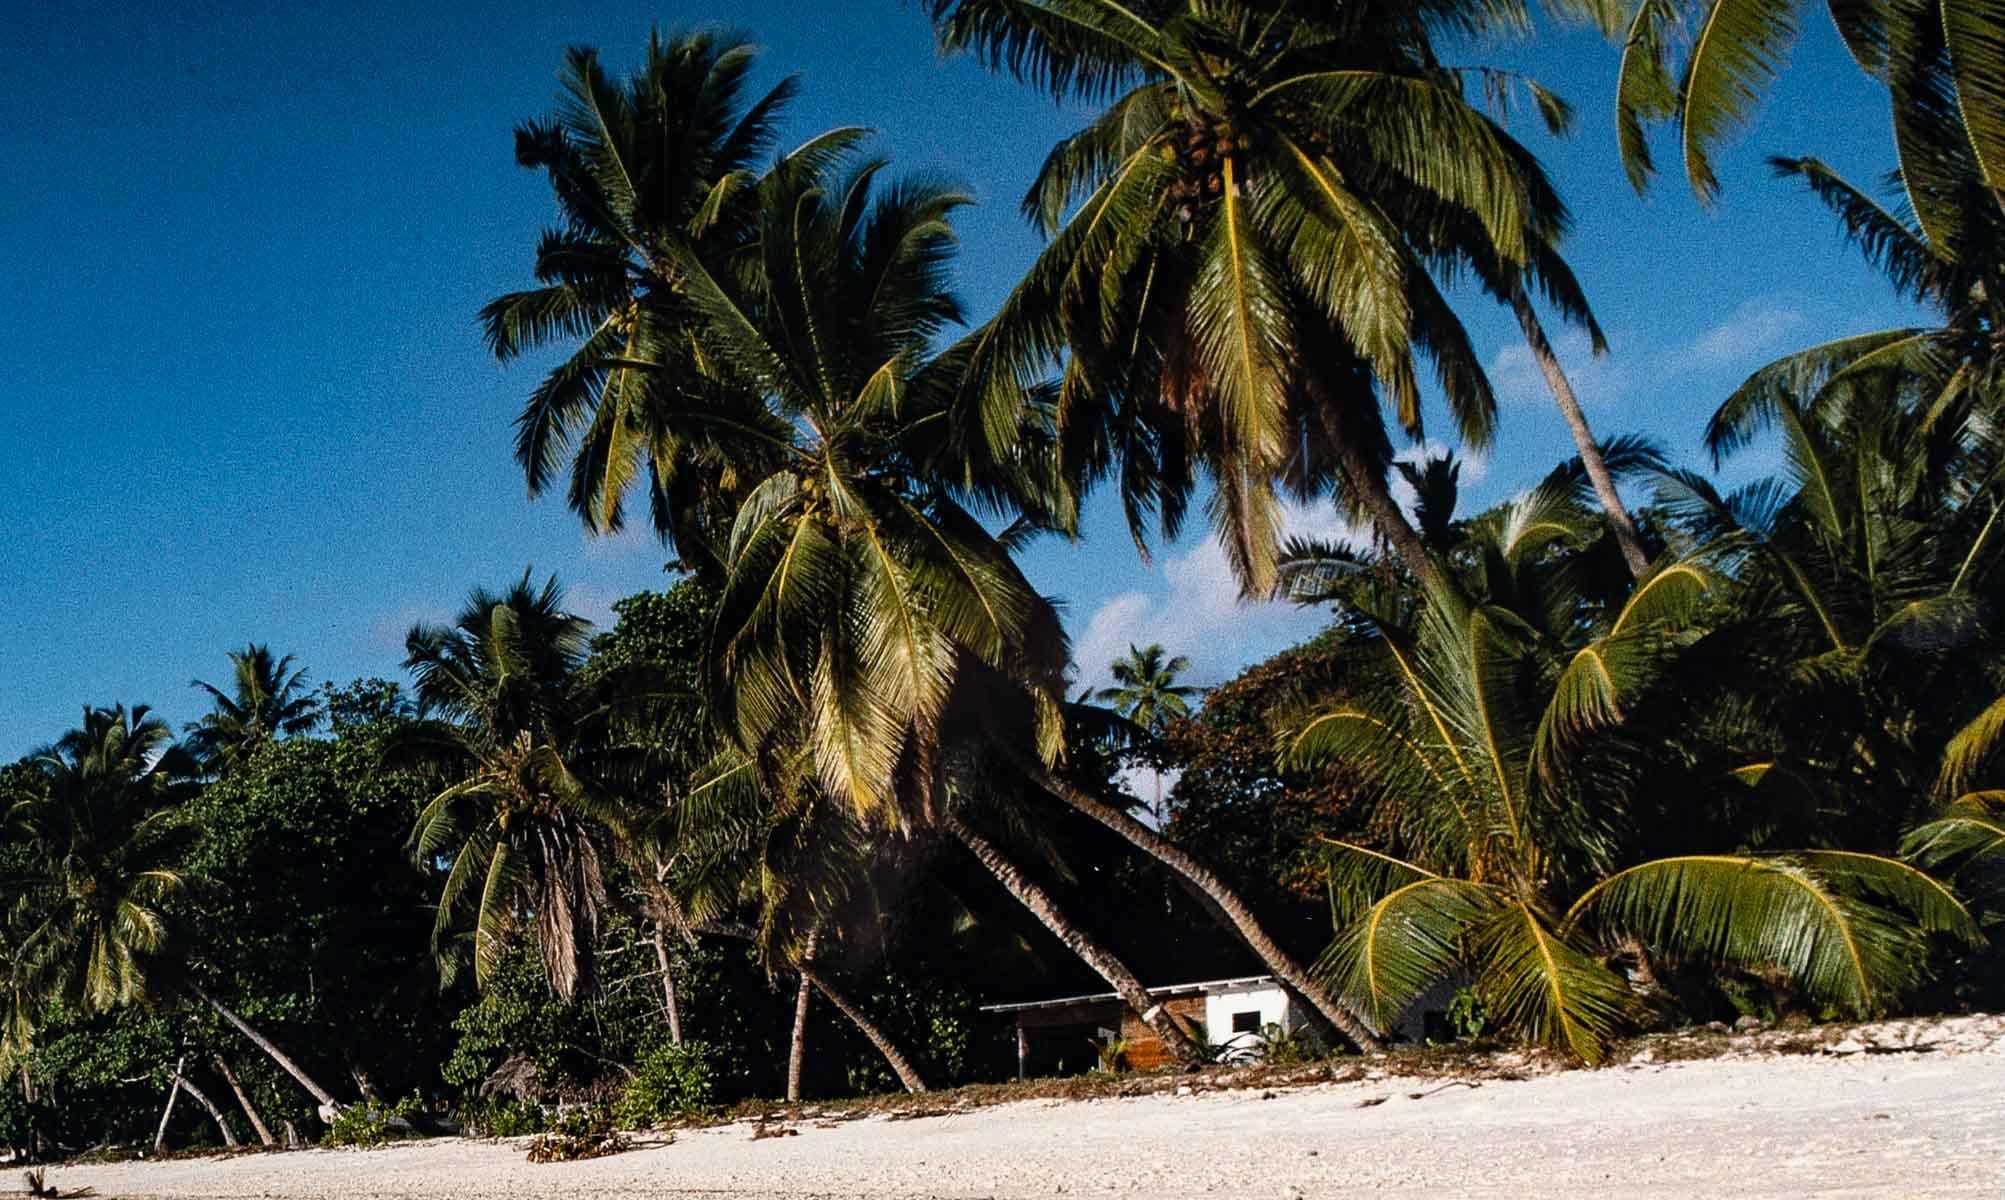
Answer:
[0,1,1921,758]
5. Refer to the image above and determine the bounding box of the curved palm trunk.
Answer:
[1338,440,1439,587]
[177,1074,239,1148]
[184,981,339,1110]
[943,812,1206,1066]
[1509,285,1650,579]
[786,973,812,1102]
[696,920,928,1094]
[214,1056,274,1147]
[1021,763,1383,1053]
[797,965,928,1093]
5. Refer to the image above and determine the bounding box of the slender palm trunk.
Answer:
[1339,440,1439,587]
[1509,284,1650,579]
[1022,761,1384,1053]
[797,965,928,1094]
[696,920,928,1094]
[154,1056,186,1152]
[177,1074,239,1148]
[184,981,339,1110]
[943,812,1205,1065]
[214,1056,274,1147]
[786,973,812,1102]
[651,926,684,1046]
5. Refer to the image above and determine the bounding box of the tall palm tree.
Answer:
[185,644,320,773]
[1613,0,2005,207]
[2,706,343,1111]
[928,0,1612,590]
[400,574,655,1001]
[1284,485,1976,1060]
[480,29,818,567]
[1095,644,1198,733]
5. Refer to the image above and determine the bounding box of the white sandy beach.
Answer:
[51,1015,2005,1199]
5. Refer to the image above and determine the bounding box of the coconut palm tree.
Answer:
[1613,0,2005,207]
[927,0,1629,589]
[480,28,822,567]
[185,645,320,773]
[400,573,658,1001]
[1284,484,1976,1061]
[2,705,344,1111]
[1096,644,1199,733]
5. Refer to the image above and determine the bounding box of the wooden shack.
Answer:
[982,975,1300,1075]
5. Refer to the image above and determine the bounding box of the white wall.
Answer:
[1203,985,1292,1059]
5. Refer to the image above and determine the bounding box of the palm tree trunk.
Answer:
[1509,284,1650,579]
[786,973,812,1102]
[1022,762,1384,1053]
[184,981,339,1110]
[177,1074,239,1148]
[154,1055,186,1152]
[797,964,928,1094]
[943,812,1206,1066]
[213,1056,274,1147]
[694,919,929,1094]
[1338,439,1439,587]
[651,926,684,1046]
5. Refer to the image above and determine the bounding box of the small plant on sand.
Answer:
[613,1039,715,1128]
[324,1096,421,1148]
[526,1105,631,1162]
[457,1097,550,1138]
[1254,1023,1314,1065]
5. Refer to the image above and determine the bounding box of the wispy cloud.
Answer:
[1068,499,1365,694]
[1487,328,1634,410]
[1684,298,1806,369]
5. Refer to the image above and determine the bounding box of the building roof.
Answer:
[978,975,1278,1014]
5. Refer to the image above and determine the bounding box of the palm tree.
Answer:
[1096,644,1198,733]
[186,644,320,773]
[1612,0,2005,207]
[1284,484,1976,1061]
[1095,643,1199,822]
[480,29,818,567]
[928,0,1618,590]
[2,705,343,1111]
[400,574,655,1001]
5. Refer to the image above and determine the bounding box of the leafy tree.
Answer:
[1613,0,2005,205]
[481,29,821,567]
[185,645,321,774]
[400,574,662,1000]
[928,0,1614,588]
[1287,483,1978,1061]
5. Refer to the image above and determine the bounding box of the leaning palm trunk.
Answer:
[153,1055,186,1152]
[786,973,812,1102]
[1508,285,1649,579]
[1021,764,1383,1053]
[697,920,928,1094]
[797,964,928,1094]
[177,1073,239,1148]
[185,981,339,1110]
[943,813,1205,1065]
[214,1056,273,1146]
[1338,440,1439,588]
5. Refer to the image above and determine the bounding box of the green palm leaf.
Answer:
[1471,902,1631,1063]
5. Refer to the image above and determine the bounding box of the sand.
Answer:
[49,1014,2005,1199]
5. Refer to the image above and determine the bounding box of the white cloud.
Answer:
[1684,298,1806,369]
[1486,328,1634,410]
[1068,498,1367,695]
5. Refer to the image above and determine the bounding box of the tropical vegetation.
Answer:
[4,1,2005,1159]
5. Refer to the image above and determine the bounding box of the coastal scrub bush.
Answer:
[613,1039,716,1127]
[323,1096,420,1148]
[526,1105,631,1162]
[457,1097,549,1138]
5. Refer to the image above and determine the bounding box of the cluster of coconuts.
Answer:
[1164,113,1242,223]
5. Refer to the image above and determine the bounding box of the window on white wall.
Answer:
[1231,1010,1260,1034]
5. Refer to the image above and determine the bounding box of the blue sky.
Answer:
[0,2,1922,758]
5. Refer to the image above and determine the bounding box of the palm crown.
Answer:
[186,644,320,772]
[930,0,1601,590]
[1096,643,1198,732]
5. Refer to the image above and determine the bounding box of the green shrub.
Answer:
[526,1104,630,1162]
[456,1097,549,1138]
[1445,987,1487,1040]
[1254,1023,1314,1065]
[323,1096,420,1148]
[613,1039,715,1127]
